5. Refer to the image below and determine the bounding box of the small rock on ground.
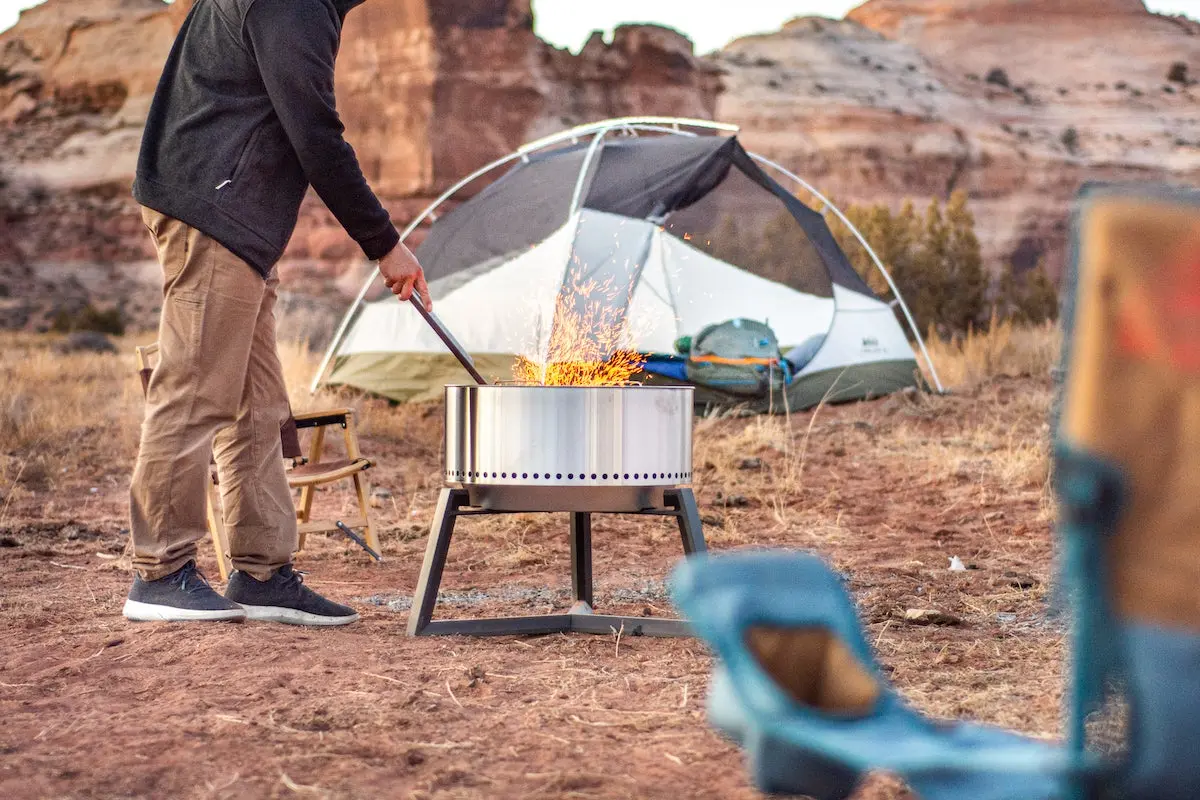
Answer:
[903,608,963,626]
[714,492,751,508]
[1001,571,1040,589]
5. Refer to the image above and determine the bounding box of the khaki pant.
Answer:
[130,207,296,581]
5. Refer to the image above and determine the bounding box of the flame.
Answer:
[513,275,644,386]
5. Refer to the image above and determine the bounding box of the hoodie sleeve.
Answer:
[242,0,399,261]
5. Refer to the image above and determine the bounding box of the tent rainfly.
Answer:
[313,118,942,411]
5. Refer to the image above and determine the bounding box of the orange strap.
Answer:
[690,354,780,367]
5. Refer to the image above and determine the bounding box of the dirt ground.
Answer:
[0,334,1063,799]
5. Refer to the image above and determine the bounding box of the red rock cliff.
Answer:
[0,0,720,328]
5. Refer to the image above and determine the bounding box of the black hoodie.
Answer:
[133,0,398,277]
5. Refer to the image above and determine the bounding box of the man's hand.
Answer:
[378,243,431,311]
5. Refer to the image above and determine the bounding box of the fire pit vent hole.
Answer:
[441,469,693,483]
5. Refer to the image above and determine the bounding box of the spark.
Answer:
[513,273,645,386]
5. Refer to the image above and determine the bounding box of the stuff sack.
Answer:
[682,319,789,398]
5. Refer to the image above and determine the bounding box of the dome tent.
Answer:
[312,118,943,410]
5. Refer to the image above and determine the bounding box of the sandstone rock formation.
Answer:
[0,0,719,330]
[337,1,720,197]
[716,3,1200,276]
[1,0,1199,332]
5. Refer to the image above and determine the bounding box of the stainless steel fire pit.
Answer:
[444,384,693,512]
[407,384,706,638]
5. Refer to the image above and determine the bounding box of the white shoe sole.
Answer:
[238,604,360,627]
[123,598,246,622]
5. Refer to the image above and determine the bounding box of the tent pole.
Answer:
[568,127,612,216]
[748,154,946,395]
[518,117,737,156]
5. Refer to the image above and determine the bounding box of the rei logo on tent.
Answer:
[861,337,882,353]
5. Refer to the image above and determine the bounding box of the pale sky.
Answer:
[1,0,1198,51]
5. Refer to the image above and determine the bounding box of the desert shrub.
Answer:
[985,67,1011,88]
[830,192,1063,336]
[698,191,1055,339]
[1168,62,1190,84]
[1061,126,1080,153]
[50,304,126,336]
[830,191,988,335]
[996,263,1059,325]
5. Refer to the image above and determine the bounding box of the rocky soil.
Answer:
[0,327,1063,799]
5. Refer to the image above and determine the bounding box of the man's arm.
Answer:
[243,0,399,261]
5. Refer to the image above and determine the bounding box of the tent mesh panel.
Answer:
[662,165,835,299]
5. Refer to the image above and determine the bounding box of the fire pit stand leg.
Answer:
[406,488,706,638]
[406,487,468,636]
[570,512,594,611]
[665,488,706,556]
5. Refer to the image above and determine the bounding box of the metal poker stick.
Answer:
[329,292,482,563]
[408,295,489,386]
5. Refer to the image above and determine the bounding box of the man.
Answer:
[122,0,429,625]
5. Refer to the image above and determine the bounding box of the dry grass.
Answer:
[924,318,1061,391]
[0,334,143,453]
[0,333,151,521]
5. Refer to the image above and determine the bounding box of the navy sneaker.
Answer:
[123,561,246,622]
[225,565,359,626]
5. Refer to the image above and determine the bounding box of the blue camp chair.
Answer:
[671,551,1064,800]
[670,183,1200,800]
